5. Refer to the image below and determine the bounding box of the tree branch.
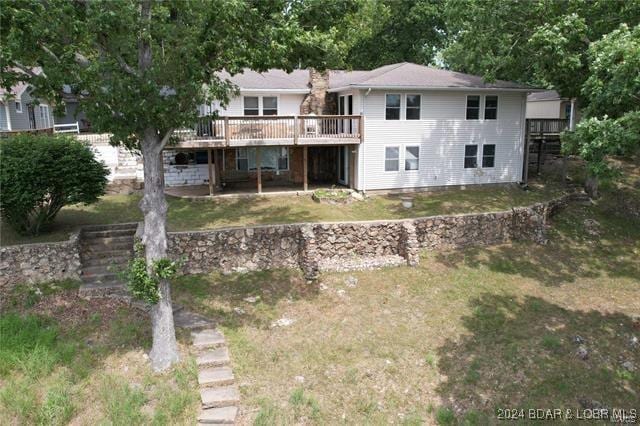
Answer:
[138,0,152,73]
[159,128,174,150]
[95,42,139,77]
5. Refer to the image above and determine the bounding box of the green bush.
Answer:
[0,134,108,235]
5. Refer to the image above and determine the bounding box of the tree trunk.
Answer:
[584,174,599,199]
[140,129,179,371]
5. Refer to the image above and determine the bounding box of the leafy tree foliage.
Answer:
[0,0,340,371]
[0,134,108,236]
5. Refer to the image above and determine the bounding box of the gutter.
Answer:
[239,88,310,94]
[328,85,543,93]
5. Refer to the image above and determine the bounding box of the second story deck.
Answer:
[175,115,363,148]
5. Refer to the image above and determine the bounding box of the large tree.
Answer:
[1,0,339,371]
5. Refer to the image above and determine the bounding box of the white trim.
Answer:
[243,94,279,116]
[384,93,401,121]
[481,143,496,169]
[463,144,479,169]
[329,85,541,93]
[404,145,420,171]
[484,95,498,120]
[15,100,23,113]
[3,102,12,130]
[383,145,400,172]
[465,95,481,120]
[239,88,309,94]
[405,94,421,120]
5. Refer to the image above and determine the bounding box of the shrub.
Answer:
[0,134,108,235]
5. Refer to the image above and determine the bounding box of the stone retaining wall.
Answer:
[0,233,82,291]
[168,192,587,280]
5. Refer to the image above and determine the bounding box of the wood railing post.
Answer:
[256,146,262,194]
[359,115,364,143]
[224,116,230,146]
[207,148,214,196]
[294,115,299,145]
[303,145,308,191]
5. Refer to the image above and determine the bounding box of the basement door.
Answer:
[337,146,349,186]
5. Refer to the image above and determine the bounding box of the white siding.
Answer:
[209,92,305,116]
[526,100,562,119]
[0,103,8,130]
[358,90,526,191]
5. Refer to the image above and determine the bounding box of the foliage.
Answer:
[0,134,108,236]
[123,242,180,304]
[562,24,640,180]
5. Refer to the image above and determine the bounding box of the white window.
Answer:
[262,97,278,116]
[482,144,495,168]
[243,97,259,116]
[484,96,498,120]
[405,146,420,170]
[385,146,400,171]
[236,147,289,171]
[406,95,421,120]
[464,144,478,168]
[466,96,480,120]
[15,101,22,113]
[385,94,401,120]
[39,105,50,127]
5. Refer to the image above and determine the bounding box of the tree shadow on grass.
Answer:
[435,293,640,423]
[171,268,319,330]
[433,201,640,287]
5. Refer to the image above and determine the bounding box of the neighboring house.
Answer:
[0,82,55,132]
[526,90,579,126]
[160,62,536,193]
[53,85,91,132]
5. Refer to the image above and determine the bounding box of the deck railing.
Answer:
[177,115,362,145]
[527,118,569,134]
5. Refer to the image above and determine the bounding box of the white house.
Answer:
[0,82,55,132]
[156,62,537,194]
[527,90,579,129]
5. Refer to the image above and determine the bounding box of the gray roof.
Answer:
[217,62,536,92]
[527,90,564,102]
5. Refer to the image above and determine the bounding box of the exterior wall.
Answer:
[0,102,8,130]
[212,93,306,116]
[358,90,526,191]
[526,100,562,119]
[54,101,90,131]
[163,150,210,186]
[4,90,55,130]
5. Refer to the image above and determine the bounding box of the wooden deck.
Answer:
[173,115,362,148]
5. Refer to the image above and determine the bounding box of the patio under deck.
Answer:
[165,182,341,199]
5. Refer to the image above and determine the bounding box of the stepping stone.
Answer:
[192,329,225,349]
[198,366,234,387]
[198,406,237,424]
[174,309,215,330]
[197,347,230,367]
[200,385,240,409]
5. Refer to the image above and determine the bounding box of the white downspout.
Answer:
[4,101,12,131]
[569,98,576,130]
[362,88,371,193]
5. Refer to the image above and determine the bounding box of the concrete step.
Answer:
[81,272,119,283]
[78,281,128,299]
[81,249,133,260]
[192,329,225,349]
[82,255,131,268]
[198,406,237,424]
[81,223,138,232]
[82,264,123,277]
[83,229,136,239]
[82,239,134,252]
[198,366,234,388]
[200,385,240,409]
[196,348,230,368]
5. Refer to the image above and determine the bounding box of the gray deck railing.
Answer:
[527,119,569,134]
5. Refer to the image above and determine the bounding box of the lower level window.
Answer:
[482,144,495,168]
[385,146,399,171]
[464,144,478,168]
[405,146,419,170]
[236,147,289,171]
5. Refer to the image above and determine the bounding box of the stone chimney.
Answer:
[300,69,337,115]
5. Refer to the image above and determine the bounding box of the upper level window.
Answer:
[243,97,259,115]
[263,97,278,115]
[15,101,22,113]
[406,95,421,120]
[405,146,420,170]
[484,96,498,120]
[482,144,495,168]
[464,144,478,168]
[385,94,401,120]
[466,96,480,120]
[385,146,399,171]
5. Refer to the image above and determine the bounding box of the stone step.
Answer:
[78,281,128,299]
[82,255,131,268]
[82,239,134,252]
[81,223,139,232]
[82,264,122,277]
[197,347,230,368]
[198,366,234,388]
[200,385,240,409]
[81,249,133,260]
[81,272,119,283]
[83,229,137,239]
[198,406,237,424]
[192,329,225,349]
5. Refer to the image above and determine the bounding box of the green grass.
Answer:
[0,285,199,424]
[2,181,563,245]
[171,159,640,424]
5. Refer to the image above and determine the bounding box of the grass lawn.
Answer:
[169,164,640,424]
[1,180,564,246]
[0,283,201,425]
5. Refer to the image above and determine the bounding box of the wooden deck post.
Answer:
[293,116,299,145]
[207,148,214,196]
[223,116,230,146]
[256,146,262,194]
[303,145,308,191]
[214,149,222,190]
